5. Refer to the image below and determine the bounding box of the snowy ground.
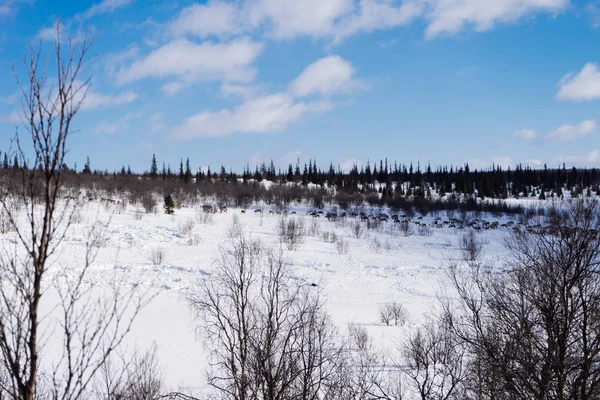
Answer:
[6,200,523,393]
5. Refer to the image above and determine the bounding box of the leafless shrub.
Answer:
[141,193,157,214]
[112,199,128,214]
[95,344,164,400]
[336,238,349,255]
[403,317,466,400]
[417,224,433,237]
[149,248,165,265]
[178,218,195,236]
[88,225,110,248]
[321,230,338,243]
[132,209,144,220]
[371,237,382,250]
[226,214,243,239]
[348,323,371,352]
[307,218,321,236]
[351,220,364,239]
[187,234,201,246]
[187,231,348,399]
[444,199,600,400]
[196,210,213,225]
[0,209,16,234]
[398,221,413,237]
[378,302,408,326]
[459,229,484,262]
[276,216,305,251]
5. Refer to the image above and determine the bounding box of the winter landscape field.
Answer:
[9,193,570,396]
[3,0,600,398]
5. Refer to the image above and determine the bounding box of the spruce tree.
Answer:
[150,154,158,178]
[185,158,192,183]
[82,156,91,174]
[164,194,175,214]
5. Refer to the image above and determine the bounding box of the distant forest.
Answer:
[4,152,600,215]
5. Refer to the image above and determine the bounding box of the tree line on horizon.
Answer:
[10,152,597,200]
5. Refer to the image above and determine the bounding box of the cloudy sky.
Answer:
[1,0,600,173]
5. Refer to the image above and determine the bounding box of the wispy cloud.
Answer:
[468,156,513,169]
[172,93,333,139]
[82,90,138,110]
[166,0,564,43]
[554,150,600,165]
[117,38,263,93]
[423,0,568,39]
[171,54,360,139]
[0,109,22,124]
[289,55,365,97]
[545,119,596,142]
[95,111,141,135]
[557,63,600,101]
[83,0,133,19]
[513,128,537,140]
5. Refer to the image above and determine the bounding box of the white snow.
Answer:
[11,199,527,393]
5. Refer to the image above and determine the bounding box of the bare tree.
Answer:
[403,316,466,400]
[276,216,305,251]
[188,224,382,400]
[458,230,484,263]
[444,199,600,400]
[378,302,409,327]
[0,21,149,400]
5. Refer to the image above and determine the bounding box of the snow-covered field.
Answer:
[12,200,528,393]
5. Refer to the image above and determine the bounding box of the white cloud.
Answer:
[333,0,423,42]
[290,55,362,97]
[165,0,564,43]
[95,111,141,135]
[513,128,537,139]
[467,156,512,169]
[0,110,22,123]
[161,81,187,96]
[84,0,132,19]
[526,159,543,167]
[0,0,27,16]
[339,157,360,171]
[172,93,333,139]
[170,54,363,139]
[82,90,138,110]
[554,150,600,165]
[0,92,18,104]
[37,26,56,41]
[117,38,263,86]
[250,0,353,39]
[169,1,245,39]
[279,150,303,165]
[221,83,264,100]
[545,119,597,142]
[423,0,568,39]
[587,0,600,28]
[492,156,512,169]
[556,63,600,101]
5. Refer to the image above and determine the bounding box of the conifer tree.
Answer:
[164,194,175,214]
[82,156,91,174]
[150,153,158,178]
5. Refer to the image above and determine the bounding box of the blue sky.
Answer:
[1,0,600,173]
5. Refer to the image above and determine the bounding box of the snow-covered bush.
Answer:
[379,302,408,326]
[149,247,165,265]
[336,237,349,254]
[178,218,195,235]
[276,217,305,251]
